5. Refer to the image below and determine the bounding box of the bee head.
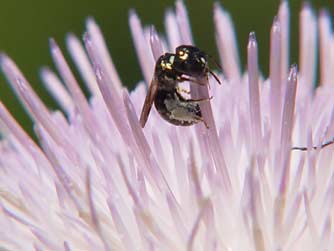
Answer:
[174,45,208,77]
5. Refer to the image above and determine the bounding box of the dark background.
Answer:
[0,0,333,135]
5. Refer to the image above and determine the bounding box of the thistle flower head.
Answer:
[1,1,334,250]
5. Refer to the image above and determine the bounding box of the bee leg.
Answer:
[208,69,222,85]
[179,74,207,86]
[175,90,212,103]
[196,116,209,129]
[185,96,213,103]
[202,119,209,129]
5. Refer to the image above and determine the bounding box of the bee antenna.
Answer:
[292,138,334,151]
[207,54,222,84]
[208,69,222,85]
[208,54,222,71]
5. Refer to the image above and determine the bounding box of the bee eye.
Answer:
[179,52,188,60]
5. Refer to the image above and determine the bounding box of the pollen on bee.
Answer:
[179,53,188,60]
[161,59,173,70]
[166,63,172,69]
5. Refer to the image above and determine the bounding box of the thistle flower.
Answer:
[1,1,334,250]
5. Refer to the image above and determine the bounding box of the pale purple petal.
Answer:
[280,65,298,157]
[150,26,164,61]
[214,3,241,80]
[278,0,290,84]
[66,33,101,96]
[299,3,317,89]
[269,17,283,148]
[86,18,123,93]
[175,0,231,193]
[247,32,262,153]
[318,9,334,85]
[129,10,155,84]
[40,67,74,114]
[164,9,181,50]
[175,0,193,44]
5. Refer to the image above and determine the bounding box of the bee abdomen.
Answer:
[154,89,203,126]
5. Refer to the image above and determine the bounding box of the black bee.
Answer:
[139,53,209,128]
[139,45,220,128]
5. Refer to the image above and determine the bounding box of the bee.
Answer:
[139,45,220,128]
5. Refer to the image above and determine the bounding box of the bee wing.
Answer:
[139,78,159,128]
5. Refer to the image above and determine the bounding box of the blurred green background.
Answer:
[0,0,333,136]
